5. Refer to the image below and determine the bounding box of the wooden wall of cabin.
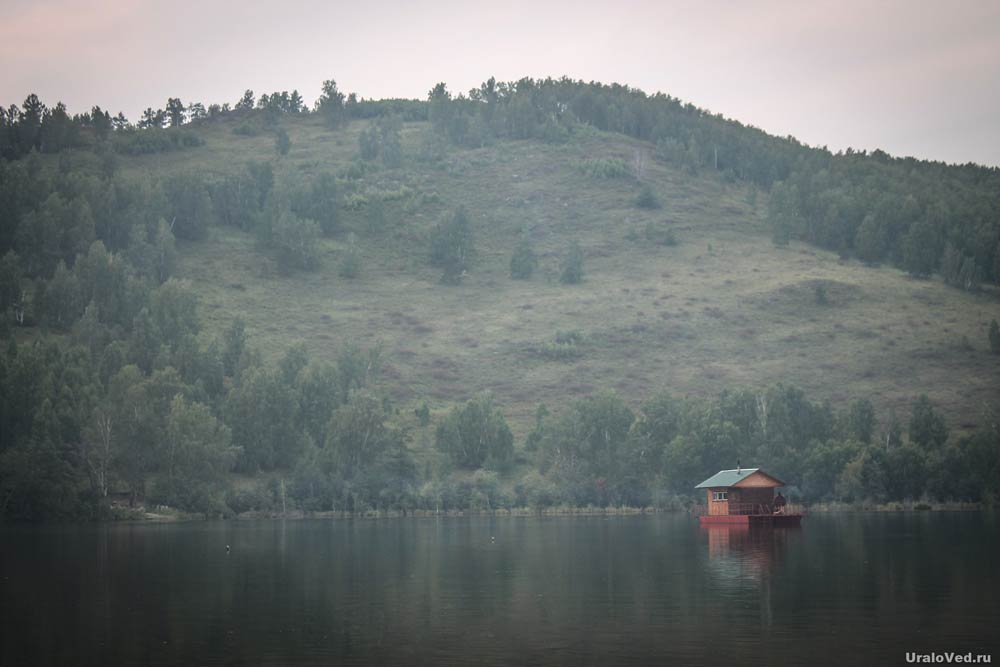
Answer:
[736,471,783,487]
[707,489,729,516]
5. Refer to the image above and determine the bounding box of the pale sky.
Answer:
[3,0,999,166]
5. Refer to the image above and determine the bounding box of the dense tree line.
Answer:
[4,306,998,521]
[0,147,393,519]
[1,94,199,159]
[768,159,1000,286]
[2,83,318,161]
[521,387,995,508]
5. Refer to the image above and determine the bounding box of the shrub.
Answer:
[226,484,275,514]
[510,235,537,279]
[418,130,448,164]
[515,471,559,510]
[414,402,431,426]
[560,241,583,284]
[636,184,661,209]
[814,283,828,305]
[576,158,628,179]
[272,211,321,272]
[430,207,475,284]
[358,117,402,166]
[339,233,361,278]
[232,123,260,137]
[275,128,291,156]
[342,161,370,181]
[163,173,214,241]
[540,118,569,144]
[643,221,677,246]
[366,197,385,235]
[555,330,583,345]
[541,341,582,361]
[341,193,369,210]
[296,172,338,236]
[113,128,204,155]
[359,125,379,160]
[541,330,584,361]
[380,124,402,168]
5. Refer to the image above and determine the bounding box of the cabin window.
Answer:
[712,491,728,501]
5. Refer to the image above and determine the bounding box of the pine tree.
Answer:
[165,98,186,127]
[235,90,255,111]
[317,80,346,128]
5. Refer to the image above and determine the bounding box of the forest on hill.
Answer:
[1,77,999,520]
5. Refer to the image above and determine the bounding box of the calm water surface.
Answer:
[2,513,998,666]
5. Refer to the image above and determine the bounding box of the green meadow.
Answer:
[140,114,999,435]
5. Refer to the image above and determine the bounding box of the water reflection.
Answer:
[703,524,800,578]
[702,524,802,632]
[2,515,998,666]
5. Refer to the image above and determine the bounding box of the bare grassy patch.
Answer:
[140,115,1000,436]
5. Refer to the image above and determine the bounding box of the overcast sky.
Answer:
[3,0,999,166]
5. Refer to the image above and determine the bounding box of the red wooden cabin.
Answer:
[695,467,803,525]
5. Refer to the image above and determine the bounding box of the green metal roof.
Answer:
[695,468,770,489]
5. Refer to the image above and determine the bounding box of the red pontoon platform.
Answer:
[699,512,803,526]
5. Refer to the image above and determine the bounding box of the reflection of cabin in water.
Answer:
[695,467,803,525]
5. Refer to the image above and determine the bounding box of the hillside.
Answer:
[2,80,1000,520]
[141,114,999,434]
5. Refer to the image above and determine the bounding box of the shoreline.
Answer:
[803,501,982,513]
[105,500,988,523]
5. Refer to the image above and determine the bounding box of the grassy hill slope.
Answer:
[123,114,999,435]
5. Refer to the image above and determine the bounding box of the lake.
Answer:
[2,512,998,666]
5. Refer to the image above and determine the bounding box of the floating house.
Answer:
[695,467,803,525]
